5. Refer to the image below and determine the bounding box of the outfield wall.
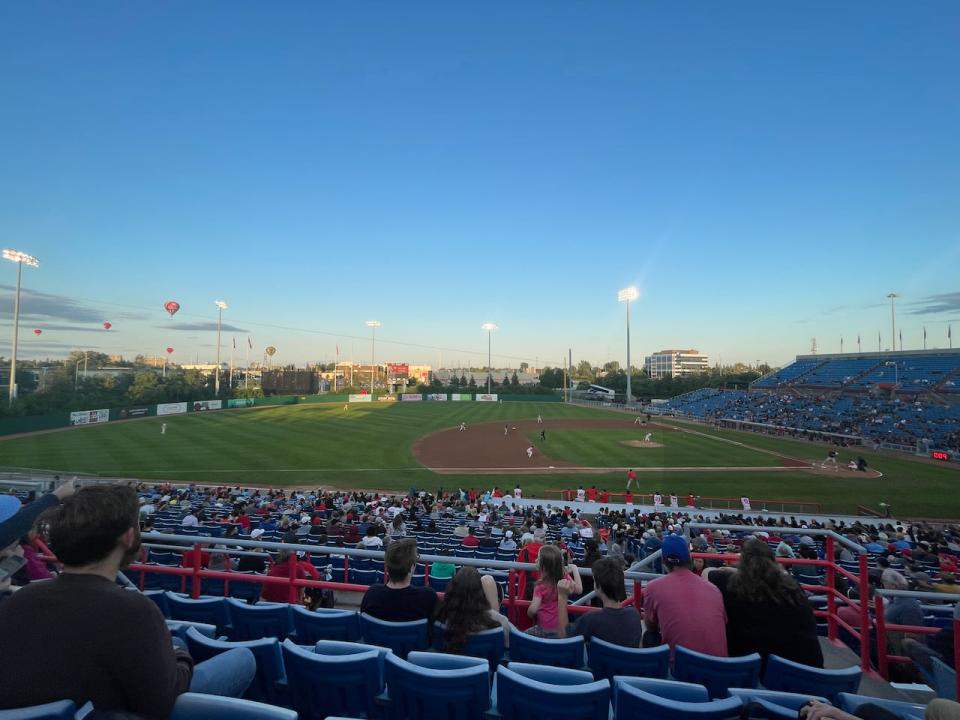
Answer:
[0,392,561,438]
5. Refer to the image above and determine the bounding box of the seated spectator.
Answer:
[19,527,56,582]
[462,527,480,548]
[433,567,503,652]
[360,525,383,549]
[881,568,924,658]
[262,550,320,603]
[903,602,960,673]
[567,558,643,646]
[0,484,255,716]
[207,546,237,572]
[498,530,517,553]
[708,538,823,668]
[642,535,727,658]
[237,530,268,573]
[527,544,582,637]
[361,539,438,622]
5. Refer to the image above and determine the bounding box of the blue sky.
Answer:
[1,1,958,370]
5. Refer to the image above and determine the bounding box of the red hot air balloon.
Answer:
[166,347,174,354]
[33,329,42,336]
[103,322,112,330]
[164,301,180,317]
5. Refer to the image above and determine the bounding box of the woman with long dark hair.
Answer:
[709,537,823,667]
[433,567,501,653]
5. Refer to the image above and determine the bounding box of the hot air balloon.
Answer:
[33,329,42,336]
[265,346,276,357]
[166,347,174,354]
[164,301,180,317]
[103,322,112,330]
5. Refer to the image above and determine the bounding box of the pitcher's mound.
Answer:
[620,440,665,449]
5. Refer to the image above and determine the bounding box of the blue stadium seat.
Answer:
[184,627,286,705]
[428,576,451,592]
[166,593,231,634]
[761,655,861,702]
[507,627,585,669]
[728,688,828,720]
[613,677,743,720]
[290,606,360,644]
[0,700,76,720]
[380,651,490,720]
[169,692,296,720]
[281,638,382,720]
[314,639,393,687]
[144,589,171,617]
[166,619,218,642]
[672,646,761,698]
[585,638,669,682]
[226,598,291,641]
[837,693,926,720]
[227,572,264,602]
[433,623,505,670]
[359,613,430,659]
[490,663,610,720]
[611,676,708,702]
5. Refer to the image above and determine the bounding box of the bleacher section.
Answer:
[749,350,960,394]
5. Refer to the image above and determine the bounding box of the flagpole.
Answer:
[841,337,844,354]
[923,327,927,350]
[229,338,234,390]
[245,338,250,390]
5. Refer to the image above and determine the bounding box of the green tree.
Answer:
[127,372,164,404]
[467,376,477,389]
[510,372,520,386]
[501,374,510,387]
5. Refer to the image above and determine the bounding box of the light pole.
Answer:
[3,249,40,406]
[617,286,639,406]
[481,323,497,394]
[214,300,228,394]
[366,320,381,392]
[885,360,899,385]
[887,293,898,352]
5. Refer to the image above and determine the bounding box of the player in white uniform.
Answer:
[576,486,586,502]
[525,446,534,459]
[514,485,522,499]
[634,416,642,425]
[459,422,466,432]
[643,432,652,442]
[161,423,167,435]
[653,492,663,509]
[537,413,543,423]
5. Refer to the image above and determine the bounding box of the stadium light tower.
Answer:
[214,300,228,395]
[3,249,40,407]
[617,286,639,406]
[366,320,381,392]
[481,323,497,394]
[886,293,898,352]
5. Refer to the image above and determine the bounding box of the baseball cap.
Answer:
[533,527,546,541]
[0,495,22,524]
[250,529,265,539]
[505,530,513,538]
[661,535,691,565]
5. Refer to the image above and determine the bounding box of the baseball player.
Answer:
[634,415,642,425]
[526,446,534,459]
[625,468,637,490]
[514,485,522,499]
[160,423,167,435]
[504,424,509,436]
[459,422,466,432]
[822,449,838,469]
[644,432,653,443]
[537,413,543,424]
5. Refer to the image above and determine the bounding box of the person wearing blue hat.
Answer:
[642,534,728,658]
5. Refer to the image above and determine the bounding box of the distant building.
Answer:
[644,349,710,379]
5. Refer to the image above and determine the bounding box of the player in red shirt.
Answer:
[624,490,634,505]
[626,468,637,490]
[598,489,610,504]
[586,486,597,502]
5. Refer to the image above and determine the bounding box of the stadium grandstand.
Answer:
[659,350,960,455]
[1,479,958,718]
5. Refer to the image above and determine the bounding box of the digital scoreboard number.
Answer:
[930,450,951,461]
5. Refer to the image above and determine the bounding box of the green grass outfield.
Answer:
[0,401,957,517]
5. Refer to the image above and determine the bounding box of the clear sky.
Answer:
[1,1,958,370]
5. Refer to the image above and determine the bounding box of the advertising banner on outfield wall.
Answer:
[426,393,447,401]
[228,398,255,408]
[378,395,397,402]
[157,402,188,416]
[401,393,422,402]
[349,394,373,403]
[450,393,470,401]
[118,407,150,419]
[475,394,498,402]
[70,409,110,426]
[193,400,222,412]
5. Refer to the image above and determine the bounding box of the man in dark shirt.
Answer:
[360,538,437,622]
[0,485,255,718]
[566,558,643,646]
